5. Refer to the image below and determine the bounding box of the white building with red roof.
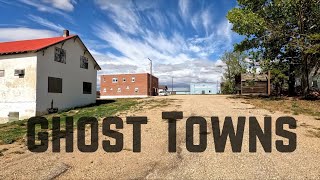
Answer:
[0,30,101,123]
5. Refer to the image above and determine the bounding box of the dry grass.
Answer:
[232,95,320,118]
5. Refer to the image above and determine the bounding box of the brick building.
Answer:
[100,73,159,98]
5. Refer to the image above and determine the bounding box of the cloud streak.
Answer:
[27,15,65,32]
[0,27,58,42]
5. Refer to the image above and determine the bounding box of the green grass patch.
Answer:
[0,99,139,145]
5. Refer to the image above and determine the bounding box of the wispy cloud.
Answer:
[19,0,74,22]
[27,15,65,32]
[91,0,237,86]
[0,27,58,42]
[95,0,142,34]
[42,0,76,11]
[201,8,212,36]
[178,0,190,22]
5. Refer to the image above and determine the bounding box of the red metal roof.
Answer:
[0,35,76,55]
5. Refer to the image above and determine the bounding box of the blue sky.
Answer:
[0,0,243,87]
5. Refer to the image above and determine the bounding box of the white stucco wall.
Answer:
[0,53,37,123]
[36,38,97,115]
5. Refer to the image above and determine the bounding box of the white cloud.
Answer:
[27,15,65,32]
[201,9,212,36]
[95,0,142,34]
[42,0,76,11]
[216,19,233,42]
[178,0,190,22]
[20,0,74,21]
[0,27,59,42]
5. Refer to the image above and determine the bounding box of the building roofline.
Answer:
[0,35,101,70]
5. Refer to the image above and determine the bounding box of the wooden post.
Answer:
[268,70,271,96]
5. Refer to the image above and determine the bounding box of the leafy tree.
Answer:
[227,0,320,97]
[221,51,248,94]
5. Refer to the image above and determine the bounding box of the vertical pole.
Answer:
[148,58,152,96]
[216,80,219,94]
[172,77,173,95]
[268,70,271,96]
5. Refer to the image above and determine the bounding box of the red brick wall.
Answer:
[100,73,158,97]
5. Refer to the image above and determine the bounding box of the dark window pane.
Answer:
[54,47,66,64]
[80,56,88,69]
[83,82,92,94]
[48,77,62,93]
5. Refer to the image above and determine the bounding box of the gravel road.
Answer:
[1,95,320,179]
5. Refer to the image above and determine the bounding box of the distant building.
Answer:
[0,30,101,123]
[158,85,168,93]
[100,73,158,98]
[158,85,168,95]
[171,87,190,95]
[190,83,218,94]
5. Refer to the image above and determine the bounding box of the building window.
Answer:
[103,78,106,82]
[117,88,121,92]
[0,70,4,77]
[126,86,130,90]
[123,78,126,82]
[112,78,118,83]
[14,69,25,78]
[132,77,136,82]
[103,88,107,93]
[54,47,66,64]
[110,88,113,90]
[80,56,88,69]
[83,82,92,94]
[135,88,139,93]
[48,77,62,93]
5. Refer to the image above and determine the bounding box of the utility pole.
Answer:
[171,77,173,95]
[217,80,219,94]
[148,58,152,96]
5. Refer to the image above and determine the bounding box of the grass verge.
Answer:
[0,99,139,145]
[233,95,320,118]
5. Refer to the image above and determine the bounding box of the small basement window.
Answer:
[80,56,88,69]
[83,82,92,94]
[0,70,4,77]
[54,47,66,64]
[103,88,107,93]
[48,77,62,93]
[135,88,139,93]
[117,88,121,92]
[112,78,118,83]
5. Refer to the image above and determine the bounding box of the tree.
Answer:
[227,0,320,97]
[221,51,248,94]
